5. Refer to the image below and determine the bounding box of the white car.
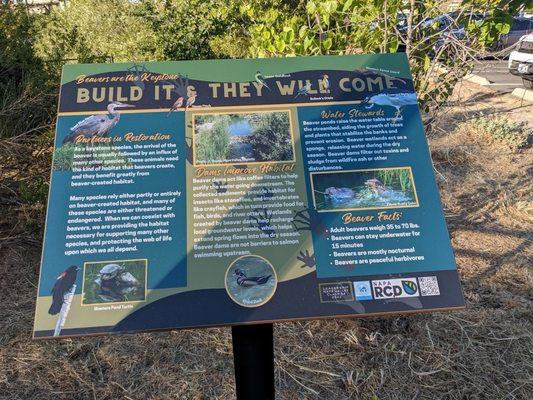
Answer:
[509,33,533,88]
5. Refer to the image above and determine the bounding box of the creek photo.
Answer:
[311,167,419,212]
[192,111,294,165]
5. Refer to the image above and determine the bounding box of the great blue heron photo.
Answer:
[62,101,134,145]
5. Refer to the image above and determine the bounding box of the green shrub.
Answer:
[34,0,251,64]
[195,115,231,163]
[19,176,49,204]
[34,0,161,64]
[476,116,531,150]
[243,0,524,119]
[248,112,293,161]
[144,0,249,61]
[0,5,55,140]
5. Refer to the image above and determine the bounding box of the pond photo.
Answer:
[311,167,419,212]
[82,259,147,305]
[225,255,277,308]
[193,111,294,165]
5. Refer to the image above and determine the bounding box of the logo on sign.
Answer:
[353,281,373,301]
[371,278,419,299]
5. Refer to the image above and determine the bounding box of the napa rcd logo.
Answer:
[371,278,419,299]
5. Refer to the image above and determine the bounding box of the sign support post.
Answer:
[231,323,275,400]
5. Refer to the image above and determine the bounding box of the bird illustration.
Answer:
[233,269,272,287]
[185,94,197,109]
[48,266,78,315]
[362,92,418,119]
[321,74,330,91]
[352,68,407,85]
[255,71,270,90]
[167,74,190,112]
[167,96,184,115]
[294,82,312,98]
[62,101,134,145]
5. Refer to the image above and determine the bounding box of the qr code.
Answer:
[419,276,440,296]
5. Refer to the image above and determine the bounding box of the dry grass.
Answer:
[1,84,532,399]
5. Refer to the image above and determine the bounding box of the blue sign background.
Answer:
[39,112,187,295]
[298,103,456,278]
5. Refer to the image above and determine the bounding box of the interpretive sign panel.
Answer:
[34,54,464,338]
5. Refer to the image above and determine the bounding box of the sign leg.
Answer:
[231,323,275,400]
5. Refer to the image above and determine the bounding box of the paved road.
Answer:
[472,60,524,93]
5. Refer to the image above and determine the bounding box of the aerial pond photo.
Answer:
[193,111,294,165]
[312,167,418,212]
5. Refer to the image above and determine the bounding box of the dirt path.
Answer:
[438,79,533,131]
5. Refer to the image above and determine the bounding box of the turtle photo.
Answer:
[82,260,146,305]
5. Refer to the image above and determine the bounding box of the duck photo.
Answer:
[225,255,277,308]
[233,268,272,287]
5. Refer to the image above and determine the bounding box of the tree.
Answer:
[0,4,55,139]
[33,0,253,64]
[245,0,527,126]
